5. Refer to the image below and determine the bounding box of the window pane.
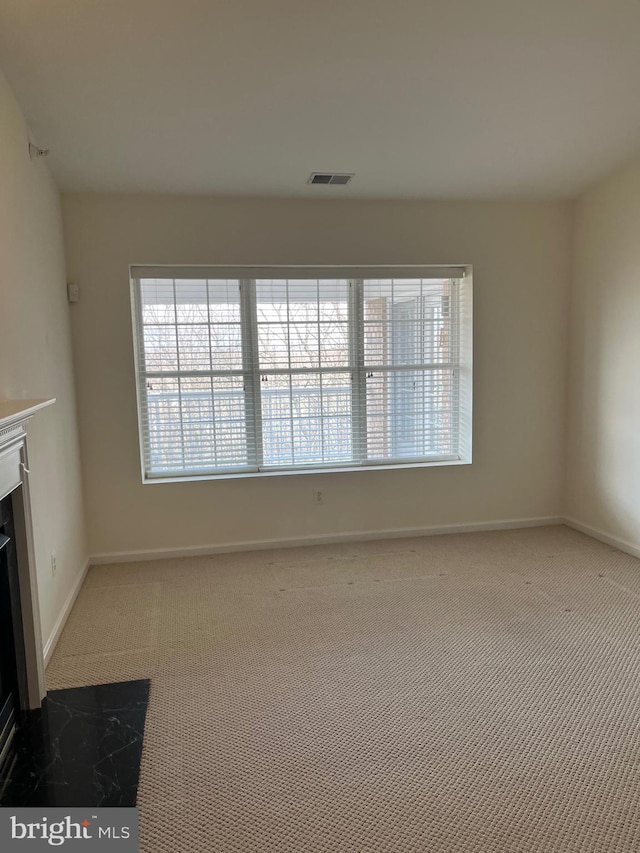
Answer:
[212,375,249,466]
[258,323,290,369]
[139,277,249,475]
[288,324,319,368]
[175,281,242,371]
[177,324,210,371]
[140,279,176,325]
[209,324,243,371]
[143,326,178,371]
[287,281,319,322]
[180,377,215,467]
[320,323,349,367]
[174,280,209,323]
[366,369,455,459]
[146,375,249,473]
[173,278,241,323]
[146,377,181,470]
[260,371,352,467]
[141,279,243,373]
[256,280,350,371]
[363,278,454,366]
[207,280,241,323]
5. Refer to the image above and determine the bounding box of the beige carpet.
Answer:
[47,525,640,852]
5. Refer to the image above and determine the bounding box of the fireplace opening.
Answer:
[0,492,28,792]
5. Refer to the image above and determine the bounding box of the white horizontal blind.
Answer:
[133,277,255,475]
[361,278,459,463]
[254,278,354,469]
[131,268,468,479]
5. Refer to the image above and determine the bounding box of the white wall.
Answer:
[566,156,640,552]
[62,194,571,557]
[0,71,87,644]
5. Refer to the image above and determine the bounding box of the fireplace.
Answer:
[0,492,27,785]
[0,399,54,782]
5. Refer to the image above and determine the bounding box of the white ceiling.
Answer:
[2,0,640,199]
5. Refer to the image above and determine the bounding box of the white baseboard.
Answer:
[563,517,640,560]
[43,556,91,666]
[90,516,564,565]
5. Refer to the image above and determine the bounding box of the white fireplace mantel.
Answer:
[0,397,55,709]
[0,399,55,434]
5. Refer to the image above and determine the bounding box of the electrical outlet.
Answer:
[51,554,57,577]
[313,489,324,506]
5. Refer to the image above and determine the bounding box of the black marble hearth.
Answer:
[0,679,150,807]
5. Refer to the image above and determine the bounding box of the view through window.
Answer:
[131,269,470,479]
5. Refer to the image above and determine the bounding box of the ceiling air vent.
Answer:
[308,172,354,186]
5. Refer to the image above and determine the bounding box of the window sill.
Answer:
[142,456,471,484]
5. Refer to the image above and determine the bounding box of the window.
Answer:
[130,266,472,481]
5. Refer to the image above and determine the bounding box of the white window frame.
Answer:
[130,265,473,483]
